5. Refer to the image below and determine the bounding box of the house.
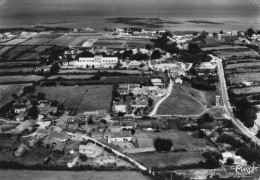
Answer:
[67,123,79,132]
[114,104,127,113]
[220,152,247,165]
[105,131,133,143]
[49,131,68,142]
[13,104,27,114]
[151,78,163,86]
[15,120,34,133]
[54,142,66,154]
[131,86,158,95]
[120,121,135,130]
[84,110,108,120]
[28,137,39,147]
[36,128,49,139]
[175,78,183,84]
[196,62,216,70]
[130,99,148,108]
[79,143,103,158]
[91,130,103,139]
[15,111,28,121]
[74,55,118,68]
[14,144,29,157]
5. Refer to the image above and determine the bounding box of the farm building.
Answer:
[73,55,118,68]
[151,78,163,86]
[14,144,29,157]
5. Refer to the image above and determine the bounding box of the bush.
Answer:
[154,137,173,152]
[216,134,246,149]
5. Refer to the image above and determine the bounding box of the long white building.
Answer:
[74,55,118,68]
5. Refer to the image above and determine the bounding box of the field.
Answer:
[227,72,260,84]
[58,69,140,74]
[178,83,219,108]
[0,75,44,84]
[0,67,35,73]
[1,46,35,61]
[225,62,260,69]
[224,58,260,65]
[36,85,113,112]
[0,170,149,180]
[46,35,75,46]
[61,36,89,47]
[202,45,248,51]
[129,152,206,168]
[124,40,154,48]
[100,76,151,84]
[157,85,205,115]
[81,39,96,47]
[0,61,41,67]
[0,84,30,107]
[93,39,125,48]
[0,39,28,45]
[48,74,95,80]
[16,52,40,61]
[31,46,52,53]
[215,50,259,59]
[230,86,260,96]
[0,46,13,56]
[19,38,54,45]
[36,33,63,38]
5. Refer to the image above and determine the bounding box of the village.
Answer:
[0,25,260,179]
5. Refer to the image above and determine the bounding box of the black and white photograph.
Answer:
[0,0,259,179]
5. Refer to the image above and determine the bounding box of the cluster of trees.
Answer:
[236,147,260,164]
[154,137,173,152]
[191,79,216,91]
[216,134,246,149]
[197,113,214,126]
[232,98,257,128]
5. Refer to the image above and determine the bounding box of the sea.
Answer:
[0,0,259,32]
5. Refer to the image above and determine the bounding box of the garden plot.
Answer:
[227,72,260,84]
[2,46,35,61]
[19,38,54,45]
[231,86,260,96]
[1,39,28,45]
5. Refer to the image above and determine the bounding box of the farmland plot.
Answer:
[2,46,35,61]
[231,86,260,96]
[46,35,74,46]
[227,72,260,84]
[36,85,113,112]
[0,75,44,84]
[93,40,125,48]
[124,40,154,48]
[1,39,28,45]
[225,62,260,69]
[0,46,13,56]
[0,67,35,73]
[16,52,40,61]
[61,36,89,47]
[31,46,52,53]
[19,38,54,45]
[0,84,30,108]
[48,74,95,80]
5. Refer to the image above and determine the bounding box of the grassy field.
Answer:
[19,38,54,45]
[93,39,125,48]
[124,40,154,48]
[224,58,260,65]
[157,85,205,115]
[1,39,28,45]
[48,74,95,80]
[129,152,206,168]
[36,85,113,112]
[0,67,35,73]
[227,72,260,84]
[62,36,89,47]
[0,75,44,84]
[0,84,30,107]
[0,170,149,180]
[144,129,210,151]
[46,35,75,46]
[100,76,151,84]
[215,50,259,59]
[31,46,52,53]
[178,83,219,108]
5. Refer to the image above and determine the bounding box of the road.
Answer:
[148,76,173,116]
[214,55,260,145]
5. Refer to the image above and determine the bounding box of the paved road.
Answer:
[214,55,260,145]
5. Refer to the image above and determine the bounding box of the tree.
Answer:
[27,106,39,119]
[145,44,152,50]
[246,28,255,37]
[256,130,260,139]
[100,119,107,124]
[226,158,234,165]
[50,63,60,75]
[151,49,161,60]
[79,154,88,162]
[12,93,18,100]
[188,43,201,54]
[88,115,94,125]
[131,129,135,135]
[154,137,173,152]
[37,92,45,100]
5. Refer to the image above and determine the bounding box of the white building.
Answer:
[74,55,118,68]
[79,143,103,158]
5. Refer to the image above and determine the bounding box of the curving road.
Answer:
[214,55,260,145]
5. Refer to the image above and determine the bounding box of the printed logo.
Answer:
[231,165,259,176]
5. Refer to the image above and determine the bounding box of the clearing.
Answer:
[36,85,113,112]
